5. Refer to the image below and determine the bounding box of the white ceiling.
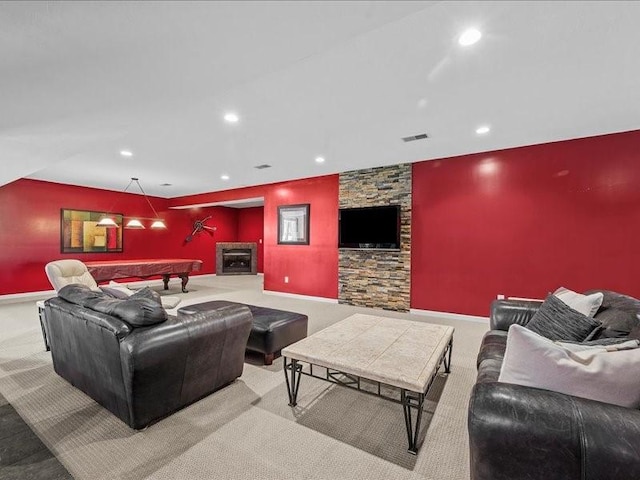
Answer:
[2,1,639,198]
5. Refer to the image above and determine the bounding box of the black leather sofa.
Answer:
[44,284,252,429]
[468,290,640,480]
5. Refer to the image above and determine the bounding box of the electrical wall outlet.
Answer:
[284,276,289,283]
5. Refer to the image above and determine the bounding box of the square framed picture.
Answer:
[277,204,310,245]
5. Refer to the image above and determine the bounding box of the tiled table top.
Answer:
[282,313,454,392]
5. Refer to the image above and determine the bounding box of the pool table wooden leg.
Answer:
[179,274,189,293]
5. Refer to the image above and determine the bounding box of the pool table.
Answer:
[85,258,203,293]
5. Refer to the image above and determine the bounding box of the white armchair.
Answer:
[45,259,99,292]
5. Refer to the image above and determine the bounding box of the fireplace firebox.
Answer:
[215,242,258,275]
[222,249,251,273]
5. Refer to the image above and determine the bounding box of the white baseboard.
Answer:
[410,308,488,324]
[0,289,57,304]
[263,290,339,304]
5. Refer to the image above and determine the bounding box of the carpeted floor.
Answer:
[0,276,487,480]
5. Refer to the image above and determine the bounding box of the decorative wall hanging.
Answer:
[61,209,123,253]
[184,216,217,243]
[278,204,310,245]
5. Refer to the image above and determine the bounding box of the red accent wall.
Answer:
[411,130,640,317]
[262,176,338,298]
[171,175,339,299]
[0,175,338,299]
[0,179,237,295]
[178,206,239,275]
[237,207,264,273]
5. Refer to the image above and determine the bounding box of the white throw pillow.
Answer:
[161,296,181,309]
[108,280,135,296]
[498,324,640,408]
[556,340,640,352]
[553,286,603,317]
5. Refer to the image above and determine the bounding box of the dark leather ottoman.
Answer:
[182,301,308,365]
[245,304,308,365]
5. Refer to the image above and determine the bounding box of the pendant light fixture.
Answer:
[97,177,166,229]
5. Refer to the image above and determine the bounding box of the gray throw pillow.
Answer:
[130,286,162,305]
[526,294,601,342]
[111,296,167,327]
[99,286,131,299]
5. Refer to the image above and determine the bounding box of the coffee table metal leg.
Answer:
[284,357,302,407]
[444,338,453,374]
[401,389,425,455]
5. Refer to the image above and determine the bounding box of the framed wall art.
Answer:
[60,209,123,253]
[277,204,310,245]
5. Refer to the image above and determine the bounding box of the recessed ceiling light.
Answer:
[476,125,490,135]
[120,150,133,157]
[315,156,325,164]
[458,28,482,46]
[224,112,239,123]
[221,174,230,180]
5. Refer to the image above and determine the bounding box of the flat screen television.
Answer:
[338,205,401,249]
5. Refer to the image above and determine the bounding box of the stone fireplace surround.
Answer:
[215,242,258,275]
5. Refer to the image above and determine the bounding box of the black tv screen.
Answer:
[338,205,401,249]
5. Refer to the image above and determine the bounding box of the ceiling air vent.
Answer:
[402,133,429,143]
[254,164,272,169]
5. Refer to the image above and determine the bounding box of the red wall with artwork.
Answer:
[411,129,640,317]
[0,175,337,298]
[8,130,636,310]
[0,179,237,295]
[177,206,239,275]
[171,175,339,299]
[237,207,264,273]
[261,176,338,298]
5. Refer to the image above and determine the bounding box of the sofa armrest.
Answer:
[490,299,543,331]
[468,382,640,480]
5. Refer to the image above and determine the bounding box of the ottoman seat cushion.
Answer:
[245,305,308,355]
[178,300,308,365]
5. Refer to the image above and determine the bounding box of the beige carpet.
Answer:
[0,276,487,480]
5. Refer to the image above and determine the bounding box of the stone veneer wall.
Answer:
[338,164,411,311]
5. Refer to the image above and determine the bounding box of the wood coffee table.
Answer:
[282,313,454,454]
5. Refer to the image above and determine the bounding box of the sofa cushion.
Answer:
[553,287,603,317]
[58,284,167,327]
[499,324,640,408]
[101,283,181,309]
[58,284,106,306]
[100,286,132,299]
[526,294,600,341]
[586,289,640,338]
[108,297,167,327]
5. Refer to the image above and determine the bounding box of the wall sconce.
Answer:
[97,178,166,229]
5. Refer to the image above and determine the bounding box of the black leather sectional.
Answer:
[468,290,640,480]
